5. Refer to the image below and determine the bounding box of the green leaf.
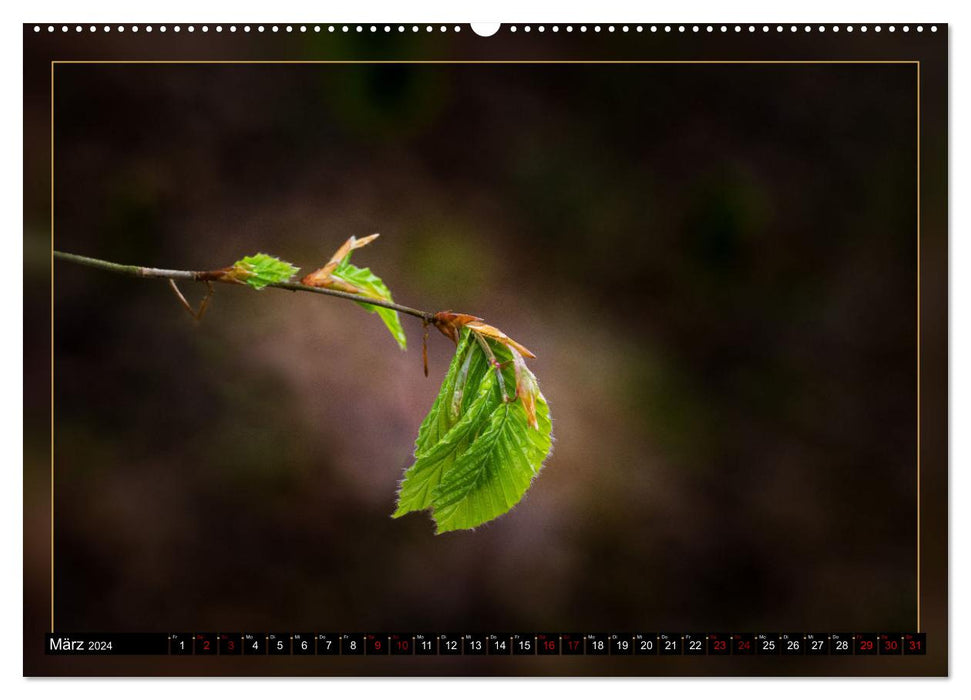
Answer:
[231,253,299,290]
[332,255,407,350]
[432,398,551,534]
[393,369,498,517]
[394,332,481,516]
[393,329,553,533]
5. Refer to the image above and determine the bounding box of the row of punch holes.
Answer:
[33,24,939,35]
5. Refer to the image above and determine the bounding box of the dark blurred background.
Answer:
[25,32,932,674]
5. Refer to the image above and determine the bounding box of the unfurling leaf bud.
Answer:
[226,253,299,290]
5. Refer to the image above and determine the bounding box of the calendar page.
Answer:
[23,20,948,677]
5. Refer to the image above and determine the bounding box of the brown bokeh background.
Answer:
[23,27,948,676]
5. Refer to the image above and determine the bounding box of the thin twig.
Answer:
[196,281,214,321]
[422,320,430,377]
[166,279,196,318]
[167,279,215,321]
[53,250,436,322]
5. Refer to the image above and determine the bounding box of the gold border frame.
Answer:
[50,59,921,633]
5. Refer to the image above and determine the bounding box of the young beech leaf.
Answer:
[332,257,407,350]
[301,235,406,349]
[394,332,490,515]
[395,369,498,516]
[229,253,300,290]
[394,328,553,533]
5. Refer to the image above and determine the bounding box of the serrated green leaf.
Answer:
[431,370,552,534]
[393,328,553,533]
[394,332,480,517]
[413,331,478,456]
[231,253,299,290]
[393,370,498,517]
[332,255,407,350]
